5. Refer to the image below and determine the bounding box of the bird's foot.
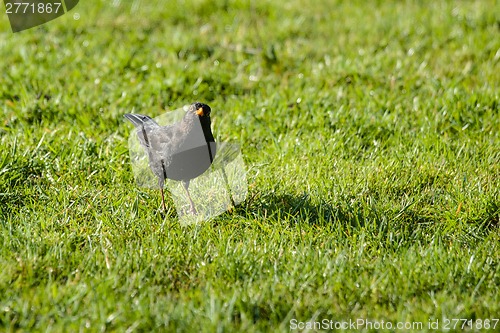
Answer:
[189,206,198,215]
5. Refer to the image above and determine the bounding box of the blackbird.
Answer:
[124,103,216,214]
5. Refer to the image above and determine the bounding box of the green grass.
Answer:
[1,0,499,331]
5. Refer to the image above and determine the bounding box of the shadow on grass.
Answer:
[228,190,499,236]
[233,191,382,229]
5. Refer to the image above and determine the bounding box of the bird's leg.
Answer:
[160,186,167,211]
[159,178,166,211]
[160,160,167,211]
[182,180,197,215]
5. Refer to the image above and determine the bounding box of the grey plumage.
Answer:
[124,103,216,213]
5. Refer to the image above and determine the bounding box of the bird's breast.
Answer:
[165,141,216,181]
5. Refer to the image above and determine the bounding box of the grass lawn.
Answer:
[1,0,499,331]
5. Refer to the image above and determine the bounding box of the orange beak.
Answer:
[196,107,204,116]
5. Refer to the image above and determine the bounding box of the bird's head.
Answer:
[191,102,211,118]
[186,102,214,141]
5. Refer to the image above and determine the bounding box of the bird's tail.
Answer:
[124,113,158,127]
[124,113,159,148]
